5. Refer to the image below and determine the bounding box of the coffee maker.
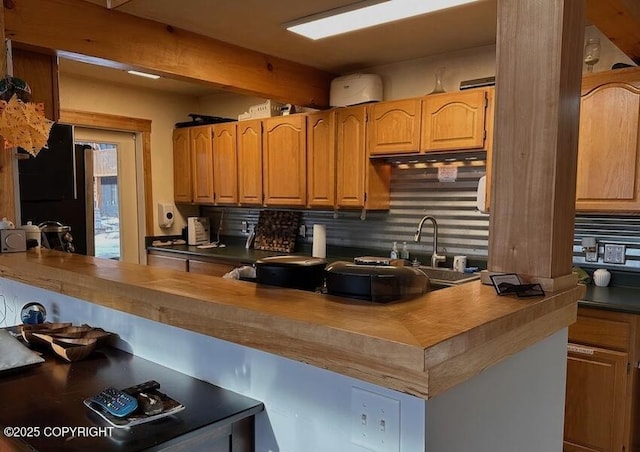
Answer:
[39,221,75,253]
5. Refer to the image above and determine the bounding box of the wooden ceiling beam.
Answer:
[586,0,640,64]
[4,0,334,107]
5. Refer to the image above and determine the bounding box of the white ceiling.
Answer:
[64,0,498,96]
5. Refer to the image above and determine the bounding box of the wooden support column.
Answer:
[0,1,16,223]
[487,0,586,292]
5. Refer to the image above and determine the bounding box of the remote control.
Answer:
[122,380,161,395]
[90,386,139,418]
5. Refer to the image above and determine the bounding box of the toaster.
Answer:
[0,229,27,253]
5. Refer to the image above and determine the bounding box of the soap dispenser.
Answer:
[390,242,399,259]
[401,242,409,260]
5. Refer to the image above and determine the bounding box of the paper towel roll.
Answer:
[312,224,326,258]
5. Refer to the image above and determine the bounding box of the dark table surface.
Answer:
[0,343,263,451]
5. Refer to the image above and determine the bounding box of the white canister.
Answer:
[453,255,467,273]
[22,221,41,247]
[593,269,611,287]
[0,217,15,229]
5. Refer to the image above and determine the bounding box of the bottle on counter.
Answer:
[400,242,409,260]
[390,242,399,259]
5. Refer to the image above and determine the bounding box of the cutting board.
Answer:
[253,210,300,253]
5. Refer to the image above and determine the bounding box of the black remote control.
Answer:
[90,387,139,418]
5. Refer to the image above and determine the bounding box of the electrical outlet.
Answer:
[299,224,306,237]
[603,244,626,264]
[350,387,400,452]
[241,221,248,234]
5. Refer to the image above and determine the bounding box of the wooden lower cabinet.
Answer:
[188,259,236,277]
[564,308,640,452]
[147,253,188,272]
[564,345,628,452]
[147,252,237,277]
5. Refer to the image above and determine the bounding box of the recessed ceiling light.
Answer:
[286,0,479,40]
[127,70,160,80]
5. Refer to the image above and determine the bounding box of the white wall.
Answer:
[58,74,200,236]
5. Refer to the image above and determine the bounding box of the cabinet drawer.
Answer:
[147,254,188,272]
[569,314,631,352]
[188,260,236,277]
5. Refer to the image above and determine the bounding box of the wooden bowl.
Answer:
[21,323,72,344]
[53,326,93,338]
[48,328,112,345]
[77,329,113,345]
[50,338,97,362]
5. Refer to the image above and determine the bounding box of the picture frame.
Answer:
[490,273,545,298]
[490,273,522,295]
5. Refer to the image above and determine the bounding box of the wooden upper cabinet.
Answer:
[190,125,215,204]
[369,98,422,155]
[173,128,192,203]
[212,123,238,205]
[336,106,367,208]
[576,77,640,212]
[262,115,307,206]
[421,89,488,152]
[237,120,263,206]
[307,111,336,208]
[336,106,390,210]
[483,87,495,212]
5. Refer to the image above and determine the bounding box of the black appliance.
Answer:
[39,221,75,253]
[324,261,430,303]
[19,124,91,255]
[175,113,234,128]
[255,255,326,292]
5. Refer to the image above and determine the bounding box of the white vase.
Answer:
[593,269,611,287]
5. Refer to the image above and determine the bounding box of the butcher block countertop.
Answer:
[0,249,583,399]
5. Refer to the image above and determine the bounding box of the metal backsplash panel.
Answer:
[203,159,490,262]
[201,159,639,272]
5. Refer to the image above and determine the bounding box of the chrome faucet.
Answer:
[414,215,446,268]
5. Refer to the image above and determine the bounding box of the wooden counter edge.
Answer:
[0,251,581,399]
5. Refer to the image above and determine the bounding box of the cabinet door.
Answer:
[575,82,640,212]
[564,344,628,452]
[262,115,306,206]
[190,125,215,204]
[307,111,336,208]
[336,106,367,208]
[147,254,188,272]
[421,89,488,151]
[369,98,422,155]
[213,123,238,205]
[173,128,192,203]
[237,120,263,206]
[188,259,236,277]
[483,87,495,212]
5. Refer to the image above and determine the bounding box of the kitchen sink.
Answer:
[418,266,480,287]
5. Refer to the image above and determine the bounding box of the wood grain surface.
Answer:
[0,249,583,399]
[3,0,333,107]
[489,0,584,288]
